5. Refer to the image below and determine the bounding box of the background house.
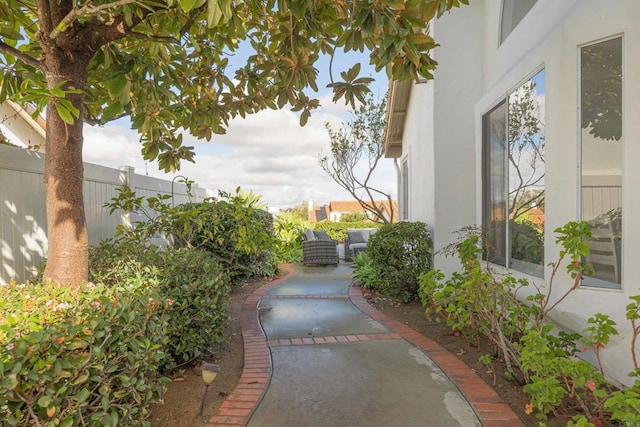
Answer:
[385,0,639,386]
[307,199,397,223]
[0,100,46,151]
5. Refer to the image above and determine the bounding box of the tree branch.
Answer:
[49,0,140,40]
[180,4,207,38]
[0,40,41,69]
[125,30,177,43]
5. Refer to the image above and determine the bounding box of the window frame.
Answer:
[400,157,409,221]
[482,68,546,277]
[578,34,624,290]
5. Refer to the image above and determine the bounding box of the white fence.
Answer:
[0,144,212,284]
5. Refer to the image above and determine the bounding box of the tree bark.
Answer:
[41,47,91,287]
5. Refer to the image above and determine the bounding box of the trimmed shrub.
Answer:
[90,242,231,370]
[0,280,169,426]
[367,221,432,302]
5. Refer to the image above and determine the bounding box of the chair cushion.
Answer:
[313,230,332,241]
[304,229,316,241]
[347,229,367,244]
[350,242,368,250]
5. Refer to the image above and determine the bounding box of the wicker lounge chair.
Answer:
[302,229,339,266]
[344,228,378,261]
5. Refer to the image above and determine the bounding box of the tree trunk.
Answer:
[41,50,90,287]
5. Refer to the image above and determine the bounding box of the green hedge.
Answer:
[0,280,169,426]
[313,221,383,242]
[367,222,433,302]
[174,200,277,285]
[90,242,231,370]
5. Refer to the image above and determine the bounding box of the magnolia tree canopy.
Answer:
[0,0,468,286]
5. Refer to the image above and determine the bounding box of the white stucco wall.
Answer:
[431,1,485,274]
[401,0,640,386]
[401,83,435,226]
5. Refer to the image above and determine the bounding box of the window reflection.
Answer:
[508,70,545,277]
[580,37,622,288]
[482,69,545,277]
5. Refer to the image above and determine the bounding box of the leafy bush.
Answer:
[0,280,169,426]
[274,212,309,263]
[367,222,432,302]
[90,242,231,370]
[419,221,640,424]
[350,252,377,288]
[106,187,278,286]
[341,212,367,222]
[165,192,277,284]
[312,221,383,242]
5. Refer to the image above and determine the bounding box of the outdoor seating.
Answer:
[302,229,339,266]
[344,228,378,261]
[585,220,619,284]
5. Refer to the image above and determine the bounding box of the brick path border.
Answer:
[349,285,524,427]
[207,265,524,427]
[206,265,298,426]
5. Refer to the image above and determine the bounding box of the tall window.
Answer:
[483,69,545,277]
[400,159,409,220]
[580,37,623,289]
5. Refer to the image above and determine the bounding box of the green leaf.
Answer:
[73,374,89,385]
[55,103,75,125]
[179,0,198,12]
[37,395,53,407]
[74,388,91,404]
[207,0,223,28]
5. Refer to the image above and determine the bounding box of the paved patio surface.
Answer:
[206,264,523,427]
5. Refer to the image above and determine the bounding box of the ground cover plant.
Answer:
[350,252,377,290]
[418,222,640,426]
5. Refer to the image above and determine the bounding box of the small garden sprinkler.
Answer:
[199,362,221,416]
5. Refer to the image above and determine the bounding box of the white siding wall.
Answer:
[0,144,210,284]
[403,0,640,386]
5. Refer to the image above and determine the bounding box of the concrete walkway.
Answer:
[207,264,523,427]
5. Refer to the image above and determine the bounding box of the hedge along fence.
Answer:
[0,280,170,426]
[105,187,279,286]
[312,221,384,242]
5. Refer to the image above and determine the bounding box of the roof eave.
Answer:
[383,80,412,159]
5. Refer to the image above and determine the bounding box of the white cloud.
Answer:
[82,99,397,210]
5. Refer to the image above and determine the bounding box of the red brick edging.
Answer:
[206,265,299,427]
[348,285,525,427]
[207,266,524,427]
